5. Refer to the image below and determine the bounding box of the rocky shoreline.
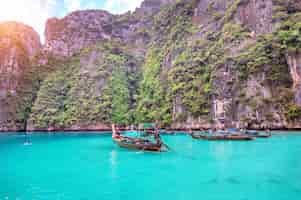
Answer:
[1,126,301,133]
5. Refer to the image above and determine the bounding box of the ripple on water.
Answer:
[267,177,282,185]
[208,178,218,184]
[227,177,241,185]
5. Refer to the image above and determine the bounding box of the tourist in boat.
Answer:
[152,127,162,146]
[222,127,227,134]
[239,128,244,134]
[265,129,271,136]
[203,128,209,134]
[112,126,121,139]
[155,135,163,146]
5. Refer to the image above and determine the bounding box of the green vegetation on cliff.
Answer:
[3,0,301,130]
[136,0,203,125]
[29,41,141,129]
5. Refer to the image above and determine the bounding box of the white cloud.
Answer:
[63,0,99,12]
[63,0,143,14]
[0,0,57,43]
[103,0,143,14]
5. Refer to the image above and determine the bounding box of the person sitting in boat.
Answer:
[112,125,122,139]
[146,129,154,136]
[222,127,226,133]
[265,129,271,136]
[202,128,209,134]
[154,131,163,146]
[239,128,244,133]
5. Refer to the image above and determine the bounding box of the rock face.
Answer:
[194,0,233,34]
[44,1,177,58]
[164,0,300,129]
[136,0,176,15]
[0,22,41,131]
[286,53,301,105]
[44,10,113,57]
[1,0,301,131]
[194,0,274,37]
[235,0,274,34]
[0,22,41,94]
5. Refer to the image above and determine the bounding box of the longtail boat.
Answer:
[191,131,254,141]
[244,130,271,138]
[112,124,169,152]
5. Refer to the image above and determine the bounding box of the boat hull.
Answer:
[245,131,271,138]
[111,124,168,152]
[191,134,254,141]
[254,134,271,138]
[113,138,167,152]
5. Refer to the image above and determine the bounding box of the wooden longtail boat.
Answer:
[112,124,169,152]
[191,132,254,141]
[244,130,271,138]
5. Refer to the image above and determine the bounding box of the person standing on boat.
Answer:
[266,128,271,136]
[154,128,163,146]
[112,124,121,139]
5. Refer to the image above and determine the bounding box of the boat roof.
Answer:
[139,123,156,129]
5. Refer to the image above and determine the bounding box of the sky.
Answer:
[0,0,143,41]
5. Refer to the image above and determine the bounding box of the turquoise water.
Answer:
[1,132,301,200]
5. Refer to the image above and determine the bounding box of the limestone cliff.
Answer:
[44,10,113,57]
[1,0,301,131]
[44,1,176,58]
[0,22,41,131]
[286,53,301,105]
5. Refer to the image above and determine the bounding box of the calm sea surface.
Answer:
[0,132,301,200]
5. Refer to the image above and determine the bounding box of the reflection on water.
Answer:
[110,150,117,167]
[23,134,32,146]
[110,150,118,180]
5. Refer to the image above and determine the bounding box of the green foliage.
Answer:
[276,13,301,53]
[286,104,301,121]
[152,0,198,47]
[235,34,292,87]
[221,23,249,42]
[29,58,79,128]
[273,0,301,16]
[138,0,253,123]
[135,49,172,125]
[168,44,212,119]
[106,59,131,125]
[222,0,243,24]
[135,0,200,125]
[30,41,140,128]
